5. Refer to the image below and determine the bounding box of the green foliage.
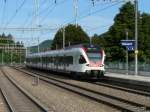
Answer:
[0,50,25,64]
[92,2,150,63]
[139,13,150,62]
[92,34,106,48]
[0,33,25,64]
[51,24,90,49]
[29,40,52,53]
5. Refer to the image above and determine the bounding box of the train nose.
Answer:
[93,70,99,75]
[86,70,91,75]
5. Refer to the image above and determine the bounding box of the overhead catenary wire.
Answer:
[60,0,124,29]
[84,24,112,32]
[39,0,55,15]
[0,0,127,44]
[1,0,122,31]
[38,0,124,33]
[4,0,27,28]
[40,0,68,24]
[0,0,6,29]
[79,0,122,16]
[39,0,68,16]
[76,1,124,23]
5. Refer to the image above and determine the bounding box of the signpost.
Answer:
[121,40,135,51]
[121,40,135,75]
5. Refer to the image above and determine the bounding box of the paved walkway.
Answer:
[105,72,150,83]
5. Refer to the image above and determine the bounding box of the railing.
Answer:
[105,62,150,76]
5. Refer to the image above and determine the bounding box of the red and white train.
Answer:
[26,44,105,78]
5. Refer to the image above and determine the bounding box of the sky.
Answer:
[0,0,149,46]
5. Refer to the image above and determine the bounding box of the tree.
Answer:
[51,24,90,49]
[91,2,136,61]
[2,33,5,38]
[139,13,150,62]
[7,34,13,39]
[0,33,25,64]
[92,2,150,63]
[92,33,106,48]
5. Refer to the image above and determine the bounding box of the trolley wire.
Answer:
[57,0,124,31]
[40,0,68,24]
[0,0,6,29]
[4,0,27,28]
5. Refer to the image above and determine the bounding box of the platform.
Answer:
[105,72,150,86]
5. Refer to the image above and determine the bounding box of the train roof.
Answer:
[65,44,101,49]
[26,44,102,58]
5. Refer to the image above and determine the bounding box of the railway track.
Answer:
[23,67,150,97]
[13,67,150,112]
[92,81,150,97]
[0,88,10,112]
[98,77,150,93]
[0,68,50,112]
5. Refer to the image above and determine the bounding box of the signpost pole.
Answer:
[135,0,138,75]
[126,31,129,75]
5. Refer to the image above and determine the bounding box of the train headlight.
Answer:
[86,70,91,74]
[100,64,104,67]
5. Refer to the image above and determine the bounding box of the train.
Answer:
[26,44,106,78]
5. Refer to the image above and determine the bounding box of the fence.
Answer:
[105,62,150,76]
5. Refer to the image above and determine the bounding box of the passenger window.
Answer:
[79,55,86,64]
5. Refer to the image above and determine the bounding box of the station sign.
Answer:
[121,40,135,51]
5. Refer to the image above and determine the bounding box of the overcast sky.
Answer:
[0,0,149,46]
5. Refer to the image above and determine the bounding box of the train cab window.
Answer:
[79,55,86,64]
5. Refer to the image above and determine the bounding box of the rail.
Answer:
[13,67,150,112]
[0,88,15,112]
[1,68,50,112]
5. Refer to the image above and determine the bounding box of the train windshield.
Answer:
[87,52,102,62]
[82,44,102,62]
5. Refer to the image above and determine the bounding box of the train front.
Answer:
[82,45,105,78]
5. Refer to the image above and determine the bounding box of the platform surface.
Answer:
[105,72,150,83]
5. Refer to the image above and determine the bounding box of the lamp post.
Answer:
[2,48,3,65]
[63,26,65,49]
[134,0,138,75]
[126,30,129,75]
[73,0,78,27]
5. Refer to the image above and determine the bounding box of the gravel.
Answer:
[26,68,150,107]
[0,71,10,112]
[3,66,120,112]
[0,90,10,112]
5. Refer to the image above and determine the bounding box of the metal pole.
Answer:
[11,47,12,65]
[135,0,138,75]
[38,37,40,53]
[2,49,3,65]
[63,27,65,49]
[126,31,129,75]
[56,44,57,50]
[73,0,78,27]
[20,47,21,65]
[90,37,92,45]
[35,0,40,53]
[26,47,27,57]
[33,0,40,86]
[69,41,70,47]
